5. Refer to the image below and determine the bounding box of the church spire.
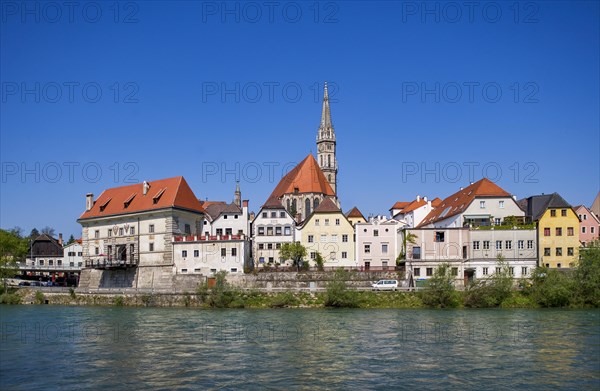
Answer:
[233,181,241,207]
[320,82,333,129]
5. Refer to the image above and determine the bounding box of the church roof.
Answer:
[79,176,204,220]
[268,154,335,200]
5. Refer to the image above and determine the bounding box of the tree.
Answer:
[67,234,76,245]
[398,230,417,264]
[574,239,600,306]
[465,256,513,307]
[29,228,40,239]
[314,251,325,271]
[279,242,307,270]
[420,263,460,308]
[324,269,360,308]
[0,229,28,291]
[41,226,55,237]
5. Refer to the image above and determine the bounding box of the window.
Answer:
[130,227,135,235]
[518,240,524,249]
[374,230,379,237]
[275,227,282,235]
[435,232,445,242]
[527,240,534,249]
[567,247,574,256]
[234,215,238,219]
[382,244,388,253]
[412,246,421,260]
[426,268,433,276]
[342,235,348,242]
[95,247,99,255]
[149,243,154,252]
[231,248,237,256]
[310,252,316,259]
[181,269,188,273]
[592,226,596,234]
[364,244,371,254]
[480,201,486,209]
[39,259,44,265]
[509,267,514,276]
[521,267,528,276]
[258,244,264,250]
[494,218,501,226]
[414,268,421,276]
[505,240,512,250]
[556,247,562,256]
[557,263,561,268]
[78,252,82,256]
[331,234,338,242]
[70,262,74,267]
[258,227,264,236]
[119,228,124,236]
[194,250,199,257]
[280,212,286,218]
[582,227,586,234]
[221,248,226,257]
[267,244,273,250]
[320,234,327,243]
[561,209,567,217]
[284,227,291,236]
[149,224,155,233]
[216,228,223,236]
[451,267,458,276]
[324,219,330,226]
[496,267,501,274]
[108,229,112,238]
[182,250,188,258]
[544,248,550,256]
[315,219,320,226]
[555,227,562,236]
[499,200,504,208]
[583,214,587,220]
[49,259,54,266]
[223,215,228,220]
[483,241,490,250]
[342,252,347,259]
[308,235,314,243]
[482,267,488,276]
[473,241,480,250]
[184,224,191,235]
[567,227,574,236]
[271,211,276,218]
[231,268,238,273]
[544,228,550,236]
[335,219,340,226]
[268,257,274,263]
[262,212,267,218]
[94,230,99,239]
[276,243,281,250]
[550,209,556,217]
[496,241,502,250]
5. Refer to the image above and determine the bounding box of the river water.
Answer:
[0,306,598,390]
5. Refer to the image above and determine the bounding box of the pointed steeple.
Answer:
[320,82,333,129]
[233,181,241,207]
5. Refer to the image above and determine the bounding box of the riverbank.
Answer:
[2,287,593,309]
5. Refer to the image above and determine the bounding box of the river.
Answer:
[0,306,598,390]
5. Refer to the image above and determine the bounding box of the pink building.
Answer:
[574,205,600,246]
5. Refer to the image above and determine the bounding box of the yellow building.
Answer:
[520,193,580,268]
[346,206,366,226]
[298,199,356,268]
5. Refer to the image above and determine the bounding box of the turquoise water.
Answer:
[1,306,598,390]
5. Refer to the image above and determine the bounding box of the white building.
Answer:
[200,183,251,236]
[355,216,403,270]
[172,234,252,275]
[252,197,297,266]
[390,196,442,228]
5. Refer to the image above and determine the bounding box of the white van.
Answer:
[371,279,398,291]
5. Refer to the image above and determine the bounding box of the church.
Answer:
[265,83,340,222]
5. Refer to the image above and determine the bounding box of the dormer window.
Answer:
[124,193,136,209]
[153,188,166,204]
[99,198,112,212]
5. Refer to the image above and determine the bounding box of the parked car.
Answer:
[18,281,30,287]
[372,279,398,291]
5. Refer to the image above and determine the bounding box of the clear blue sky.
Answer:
[1,1,599,239]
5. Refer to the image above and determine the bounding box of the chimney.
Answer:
[58,233,63,246]
[295,213,302,224]
[416,195,421,202]
[86,193,94,211]
[423,196,428,202]
[243,200,249,208]
[143,181,150,195]
[460,187,463,191]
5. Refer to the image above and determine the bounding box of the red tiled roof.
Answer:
[268,154,335,200]
[346,206,366,220]
[313,198,340,213]
[262,196,284,209]
[79,176,204,220]
[418,179,511,227]
[389,201,410,211]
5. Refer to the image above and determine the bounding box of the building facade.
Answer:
[575,205,600,247]
[172,234,251,275]
[355,217,402,270]
[252,197,297,266]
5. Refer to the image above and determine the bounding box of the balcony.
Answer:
[85,258,139,269]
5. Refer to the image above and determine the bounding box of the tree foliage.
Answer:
[574,239,600,306]
[420,263,460,308]
[314,251,325,271]
[398,230,418,264]
[41,226,55,237]
[465,256,513,307]
[67,234,76,245]
[324,269,360,308]
[0,228,27,290]
[280,242,307,269]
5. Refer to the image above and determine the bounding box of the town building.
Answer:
[391,196,441,227]
[355,216,402,270]
[21,234,82,285]
[252,196,297,267]
[519,193,580,268]
[297,198,356,268]
[172,234,251,275]
[574,205,600,247]
[200,183,250,237]
[346,207,366,226]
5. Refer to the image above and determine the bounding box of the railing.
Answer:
[174,234,245,242]
[257,266,403,273]
[85,258,139,269]
[18,263,83,272]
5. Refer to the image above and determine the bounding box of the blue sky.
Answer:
[1,1,599,238]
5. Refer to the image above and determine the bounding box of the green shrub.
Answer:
[69,287,76,299]
[0,292,22,304]
[113,296,124,306]
[270,291,299,308]
[420,263,461,308]
[528,267,574,307]
[35,290,45,304]
[465,257,513,308]
[324,269,360,308]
